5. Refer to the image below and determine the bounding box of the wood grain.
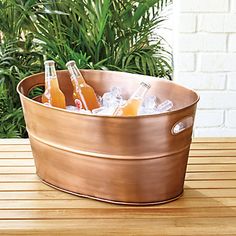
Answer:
[0,138,236,235]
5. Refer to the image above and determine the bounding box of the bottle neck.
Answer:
[67,64,86,85]
[130,83,150,100]
[44,64,59,89]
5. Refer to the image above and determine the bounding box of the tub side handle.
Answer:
[171,116,194,135]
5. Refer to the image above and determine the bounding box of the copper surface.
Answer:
[17,70,199,205]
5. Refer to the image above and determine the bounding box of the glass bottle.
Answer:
[66,61,100,111]
[113,82,151,116]
[41,60,66,109]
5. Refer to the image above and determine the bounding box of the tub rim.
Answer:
[17,69,200,120]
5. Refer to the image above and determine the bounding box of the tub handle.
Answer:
[26,83,45,97]
[171,116,194,135]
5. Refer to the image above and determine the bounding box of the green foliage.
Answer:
[0,0,44,138]
[28,0,173,77]
[0,0,173,138]
[0,82,26,138]
[0,39,43,138]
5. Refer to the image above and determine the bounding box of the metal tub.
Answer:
[17,70,199,205]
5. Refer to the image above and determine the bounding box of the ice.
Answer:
[101,86,124,108]
[139,98,173,115]
[143,96,158,110]
[92,106,118,116]
[139,96,158,115]
[43,102,52,107]
[156,100,173,113]
[66,106,80,112]
[66,105,92,115]
[78,109,92,115]
[67,87,173,116]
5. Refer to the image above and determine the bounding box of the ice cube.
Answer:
[138,96,158,115]
[156,100,173,113]
[139,99,173,115]
[142,96,158,110]
[101,91,114,107]
[101,86,124,108]
[111,86,122,97]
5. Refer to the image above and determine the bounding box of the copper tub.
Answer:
[17,70,199,205]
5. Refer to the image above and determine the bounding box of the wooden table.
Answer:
[0,138,236,235]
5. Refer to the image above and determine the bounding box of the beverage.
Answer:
[42,60,66,109]
[66,61,100,110]
[113,82,151,116]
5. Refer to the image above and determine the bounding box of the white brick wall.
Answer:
[174,0,236,137]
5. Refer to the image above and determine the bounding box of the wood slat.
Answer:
[0,183,53,191]
[184,188,236,198]
[0,198,235,209]
[187,164,236,172]
[0,191,78,200]
[0,218,236,236]
[184,180,236,188]
[0,145,32,152]
[0,174,40,182]
[191,142,236,150]
[0,159,35,166]
[0,139,30,145]
[0,189,235,200]
[0,152,33,159]
[188,157,236,164]
[192,138,236,143]
[189,149,236,157]
[0,167,36,174]
[186,172,236,180]
[0,207,235,220]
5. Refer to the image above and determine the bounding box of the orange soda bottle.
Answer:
[113,82,151,116]
[41,60,66,109]
[66,61,100,111]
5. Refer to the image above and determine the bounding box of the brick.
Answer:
[198,14,236,33]
[198,91,236,109]
[180,0,229,13]
[175,73,226,90]
[225,15,236,32]
[228,34,236,51]
[225,110,236,127]
[179,14,196,32]
[179,34,227,52]
[194,128,236,137]
[195,110,224,127]
[174,53,195,72]
[227,73,236,90]
[230,0,236,12]
[198,14,225,32]
[200,53,236,72]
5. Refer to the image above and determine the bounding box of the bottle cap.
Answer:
[140,82,151,89]
[44,60,55,65]
[66,60,76,67]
